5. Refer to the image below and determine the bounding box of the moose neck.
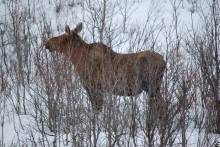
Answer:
[62,37,90,67]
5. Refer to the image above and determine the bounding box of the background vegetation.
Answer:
[0,0,219,146]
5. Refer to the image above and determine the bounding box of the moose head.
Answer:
[45,23,83,52]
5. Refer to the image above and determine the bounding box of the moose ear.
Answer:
[65,25,71,35]
[74,22,83,34]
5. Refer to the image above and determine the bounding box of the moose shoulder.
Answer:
[45,22,166,112]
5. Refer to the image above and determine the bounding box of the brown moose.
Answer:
[45,22,166,112]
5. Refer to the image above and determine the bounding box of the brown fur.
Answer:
[45,23,166,112]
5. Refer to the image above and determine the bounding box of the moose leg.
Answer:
[149,73,166,108]
[90,93,104,112]
[150,79,169,130]
[86,90,104,112]
[143,78,166,117]
[142,80,162,104]
[142,80,160,135]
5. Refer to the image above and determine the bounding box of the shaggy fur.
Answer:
[45,23,166,112]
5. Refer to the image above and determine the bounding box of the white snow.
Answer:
[1,0,220,146]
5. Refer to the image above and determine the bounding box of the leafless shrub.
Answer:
[2,0,220,146]
[55,3,62,13]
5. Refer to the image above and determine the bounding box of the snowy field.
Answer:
[1,0,220,146]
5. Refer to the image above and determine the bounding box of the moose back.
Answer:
[45,23,166,112]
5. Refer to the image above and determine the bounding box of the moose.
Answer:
[45,22,166,112]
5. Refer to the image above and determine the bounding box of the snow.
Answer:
[1,0,220,146]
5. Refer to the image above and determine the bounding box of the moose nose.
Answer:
[45,42,49,49]
[45,42,52,52]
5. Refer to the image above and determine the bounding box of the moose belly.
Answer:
[104,80,144,96]
[112,87,143,96]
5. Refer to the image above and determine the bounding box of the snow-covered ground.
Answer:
[1,0,220,146]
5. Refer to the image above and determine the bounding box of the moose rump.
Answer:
[45,22,166,112]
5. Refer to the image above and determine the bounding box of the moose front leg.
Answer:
[84,81,104,113]
[86,89,104,113]
[90,94,104,112]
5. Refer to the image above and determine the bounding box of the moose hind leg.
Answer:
[143,79,165,113]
